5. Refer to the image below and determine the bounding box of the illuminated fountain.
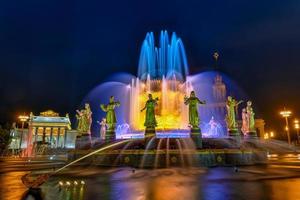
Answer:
[71,31,268,169]
[129,31,192,130]
[84,31,253,139]
[20,31,300,195]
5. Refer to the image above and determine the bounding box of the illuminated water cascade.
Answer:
[138,31,189,80]
[83,32,246,136]
[130,31,193,130]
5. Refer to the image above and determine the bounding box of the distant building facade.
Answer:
[10,110,77,150]
[28,110,72,148]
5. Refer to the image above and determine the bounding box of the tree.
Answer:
[0,125,11,152]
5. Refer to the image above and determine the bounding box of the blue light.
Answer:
[138,30,189,81]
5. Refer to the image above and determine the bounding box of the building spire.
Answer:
[213,52,219,70]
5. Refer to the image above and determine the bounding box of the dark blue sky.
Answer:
[1,0,300,133]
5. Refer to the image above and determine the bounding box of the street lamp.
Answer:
[18,114,29,150]
[264,132,269,140]
[294,119,300,144]
[270,131,275,138]
[280,108,292,145]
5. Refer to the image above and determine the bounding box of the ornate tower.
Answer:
[213,74,226,102]
[212,52,226,102]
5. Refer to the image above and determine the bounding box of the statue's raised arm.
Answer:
[100,104,108,112]
[197,98,206,105]
[236,100,243,106]
[114,101,121,107]
[184,95,189,105]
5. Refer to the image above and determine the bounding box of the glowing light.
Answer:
[74,181,78,185]
[59,181,64,186]
[130,31,192,131]
[80,180,85,185]
[156,131,190,138]
[280,108,292,145]
[280,110,291,117]
[18,115,29,122]
[294,119,299,129]
[130,78,192,130]
[270,131,274,137]
[138,31,189,80]
[264,133,269,139]
[66,181,71,186]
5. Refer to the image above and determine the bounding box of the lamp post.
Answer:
[270,131,275,138]
[18,114,29,150]
[280,108,292,145]
[294,119,300,144]
[264,132,269,140]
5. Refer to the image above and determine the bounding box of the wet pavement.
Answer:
[1,154,300,200]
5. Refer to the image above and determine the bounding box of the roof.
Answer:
[29,110,71,129]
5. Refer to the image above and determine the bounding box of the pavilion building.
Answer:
[9,110,77,150]
[28,110,72,148]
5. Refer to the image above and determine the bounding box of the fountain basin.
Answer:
[67,148,267,168]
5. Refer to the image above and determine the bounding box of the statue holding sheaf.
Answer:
[76,103,92,134]
[225,96,243,131]
[100,96,120,132]
[226,96,243,130]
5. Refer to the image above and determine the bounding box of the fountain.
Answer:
[67,31,269,169]
[16,31,300,200]
[130,31,191,131]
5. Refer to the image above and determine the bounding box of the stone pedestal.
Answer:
[75,135,81,149]
[245,131,258,139]
[75,133,91,149]
[105,130,116,144]
[228,129,241,137]
[144,127,156,145]
[145,127,156,135]
[228,129,241,147]
[191,128,202,149]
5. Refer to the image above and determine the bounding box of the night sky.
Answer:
[1,0,300,134]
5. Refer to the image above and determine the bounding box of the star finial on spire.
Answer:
[213,52,219,70]
[213,52,219,61]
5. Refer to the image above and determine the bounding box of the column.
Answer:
[64,128,67,148]
[32,127,36,149]
[34,127,38,143]
[57,128,60,148]
[34,127,38,153]
[50,127,53,148]
[42,127,46,143]
[32,127,36,143]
